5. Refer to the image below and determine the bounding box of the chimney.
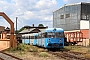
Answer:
[32,24,34,27]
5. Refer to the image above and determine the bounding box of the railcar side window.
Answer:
[41,33,45,38]
[29,36,30,39]
[24,36,25,39]
[55,32,64,38]
[37,35,39,39]
[22,36,25,39]
[35,36,37,39]
[40,34,42,38]
[38,34,42,39]
[30,36,34,39]
[47,33,52,38]
[44,32,47,38]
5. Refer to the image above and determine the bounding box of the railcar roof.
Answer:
[45,28,64,32]
[22,33,38,36]
[33,33,38,36]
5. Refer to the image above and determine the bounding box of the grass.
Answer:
[64,46,90,59]
[29,45,38,52]
[64,46,89,53]
[4,44,30,55]
[4,45,90,59]
[4,44,48,56]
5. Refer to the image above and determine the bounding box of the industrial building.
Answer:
[53,2,90,46]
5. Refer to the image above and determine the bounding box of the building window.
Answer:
[66,14,70,18]
[7,35,10,39]
[60,15,64,19]
[0,34,1,39]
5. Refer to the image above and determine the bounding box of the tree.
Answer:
[38,24,44,27]
[19,27,24,32]
[15,27,24,34]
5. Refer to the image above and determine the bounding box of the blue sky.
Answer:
[7,0,11,3]
[0,0,90,30]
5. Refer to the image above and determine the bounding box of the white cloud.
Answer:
[23,11,36,20]
[43,15,53,21]
[35,0,57,10]
[63,0,69,2]
[0,0,58,29]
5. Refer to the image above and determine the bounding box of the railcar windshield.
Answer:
[47,32,64,38]
[47,32,55,38]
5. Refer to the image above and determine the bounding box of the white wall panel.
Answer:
[80,20,89,29]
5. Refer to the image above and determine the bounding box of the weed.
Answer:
[85,54,90,58]
[39,52,49,57]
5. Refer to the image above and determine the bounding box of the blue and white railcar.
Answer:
[36,28,64,49]
[22,34,30,44]
[22,33,37,45]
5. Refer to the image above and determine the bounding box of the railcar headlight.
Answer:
[48,39,50,43]
[60,39,62,42]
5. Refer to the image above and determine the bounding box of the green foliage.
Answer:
[6,47,17,52]
[17,43,29,51]
[19,27,24,32]
[38,24,44,27]
[39,52,49,57]
[15,30,19,34]
[15,27,24,34]
[6,44,29,52]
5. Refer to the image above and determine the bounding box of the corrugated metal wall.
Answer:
[53,4,81,31]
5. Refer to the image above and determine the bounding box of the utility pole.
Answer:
[16,17,18,35]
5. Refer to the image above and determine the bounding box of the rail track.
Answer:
[0,51,22,60]
[48,51,90,60]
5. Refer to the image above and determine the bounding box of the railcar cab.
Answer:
[45,32,64,48]
[37,28,64,49]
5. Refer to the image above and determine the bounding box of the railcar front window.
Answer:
[47,32,55,38]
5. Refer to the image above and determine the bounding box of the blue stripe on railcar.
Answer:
[33,39,37,45]
[33,33,38,45]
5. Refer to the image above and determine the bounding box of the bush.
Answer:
[5,44,29,52]
[17,43,29,51]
